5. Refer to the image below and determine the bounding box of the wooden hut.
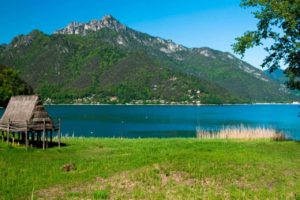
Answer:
[0,95,60,149]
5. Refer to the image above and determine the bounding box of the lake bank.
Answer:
[1,138,299,199]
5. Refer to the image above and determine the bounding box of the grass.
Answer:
[0,138,300,199]
[93,189,109,199]
[197,125,286,140]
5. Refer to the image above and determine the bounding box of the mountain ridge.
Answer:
[0,15,298,104]
[54,15,127,35]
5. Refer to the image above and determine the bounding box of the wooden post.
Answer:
[18,132,20,145]
[37,131,41,147]
[50,130,53,144]
[37,132,40,142]
[12,132,15,145]
[46,131,48,148]
[58,119,61,148]
[25,120,29,148]
[42,119,46,150]
[7,119,10,144]
[31,132,34,146]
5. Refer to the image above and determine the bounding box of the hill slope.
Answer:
[264,69,300,97]
[0,15,298,104]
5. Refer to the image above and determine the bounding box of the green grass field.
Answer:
[0,138,300,199]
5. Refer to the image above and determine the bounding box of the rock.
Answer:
[54,15,126,35]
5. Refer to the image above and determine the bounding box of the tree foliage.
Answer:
[233,0,300,90]
[0,64,33,107]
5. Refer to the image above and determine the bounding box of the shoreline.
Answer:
[44,102,300,106]
[1,103,299,110]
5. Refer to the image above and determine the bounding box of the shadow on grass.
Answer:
[2,138,67,148]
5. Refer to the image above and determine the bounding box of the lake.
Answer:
[0,105,299,140]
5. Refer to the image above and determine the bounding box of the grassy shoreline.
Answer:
[1,138,300,199]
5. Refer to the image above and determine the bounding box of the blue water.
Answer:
[0,105,299,139]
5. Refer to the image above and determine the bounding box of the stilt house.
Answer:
[0,95,60,148]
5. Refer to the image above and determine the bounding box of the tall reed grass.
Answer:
[197,125,286,140]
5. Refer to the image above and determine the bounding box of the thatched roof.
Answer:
[1,95,39,123]
[0,95,55,131]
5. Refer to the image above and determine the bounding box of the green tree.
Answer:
[233,0,300,90]
[0,64,33,107]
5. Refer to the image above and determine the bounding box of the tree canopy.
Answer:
[233,0,300,90]
[0,64,33,107]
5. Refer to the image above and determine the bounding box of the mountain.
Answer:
[264,69,287,83]
[0,15,298,104]
[0,64,33,107]
[54,15,127,35]
[264,69,300,97]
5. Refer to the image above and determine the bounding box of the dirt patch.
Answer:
[34,164,198,200]
[62,163,76,172]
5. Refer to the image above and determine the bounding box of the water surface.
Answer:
[0,105,299,139]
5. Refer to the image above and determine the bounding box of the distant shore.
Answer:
[1,102,299,110]
[44,102,300,106]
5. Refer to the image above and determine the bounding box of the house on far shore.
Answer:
[0,95,60,149]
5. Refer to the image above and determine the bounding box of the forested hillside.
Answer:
[0,15,298,104]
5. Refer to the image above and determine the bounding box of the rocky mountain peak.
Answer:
[54,14,126,35]
[102,14,114,21]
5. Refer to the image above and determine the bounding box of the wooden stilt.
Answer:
[37,132,39,142]
[31,132,34,145]
[46,131,48,148]
[34,132,36,146]
[29,131,32,148]
[37,132,40,147]
[7,119,10,144]
[25,121,29,148]
[58,119,61,148]
[12,132,15,145]
[43,119,46,150]
[50,130,53,144]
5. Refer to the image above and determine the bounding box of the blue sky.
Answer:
[0,0,268,69]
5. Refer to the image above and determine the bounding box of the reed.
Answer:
[197,125,286,140]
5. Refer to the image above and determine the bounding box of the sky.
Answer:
[0,0,269,69]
